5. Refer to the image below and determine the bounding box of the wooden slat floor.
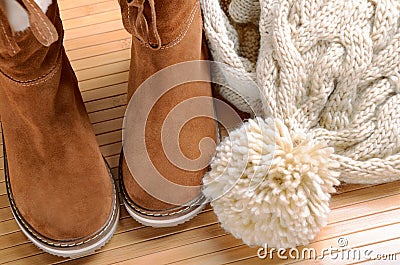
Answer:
[0,1,399,264]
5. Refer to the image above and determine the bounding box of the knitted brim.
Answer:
[201,0,400,248]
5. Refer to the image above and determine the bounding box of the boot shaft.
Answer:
[0,0,62,82]
[119,0,206,101]
[118,0,218,211]
[0,0,78,133]
[119,0,200,49]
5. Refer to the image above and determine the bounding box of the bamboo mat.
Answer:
[0,1,399,264]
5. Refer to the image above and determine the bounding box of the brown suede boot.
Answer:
[0,1,119,257]
[118,0,217,227]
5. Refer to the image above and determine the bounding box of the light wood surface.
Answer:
[0,1,399,264]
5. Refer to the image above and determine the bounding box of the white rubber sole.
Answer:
[123,200,205,227]
[13,209,119,258]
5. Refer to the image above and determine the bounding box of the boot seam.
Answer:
[0,56,61,86]
[0,21,17,55]
[131,1,200,50]
[23,0,56,42]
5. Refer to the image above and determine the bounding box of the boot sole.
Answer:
[122,192,207,228]
[11,207,119,258]
[3,140,120,258]
[118,154,208,227]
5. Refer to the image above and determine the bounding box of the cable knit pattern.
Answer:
[229,0,260,24]
[201,0,261,113]
[201,0,400,248]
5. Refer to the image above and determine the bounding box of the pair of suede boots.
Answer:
[0,0,217,258]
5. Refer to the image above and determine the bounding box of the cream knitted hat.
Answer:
[201,0,400,248]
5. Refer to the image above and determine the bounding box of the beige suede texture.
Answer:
[0,1,115,241]
[119,0,217,211]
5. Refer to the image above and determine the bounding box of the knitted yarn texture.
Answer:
[201,0,400,248]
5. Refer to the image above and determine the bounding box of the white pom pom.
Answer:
[203,117,340,248]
